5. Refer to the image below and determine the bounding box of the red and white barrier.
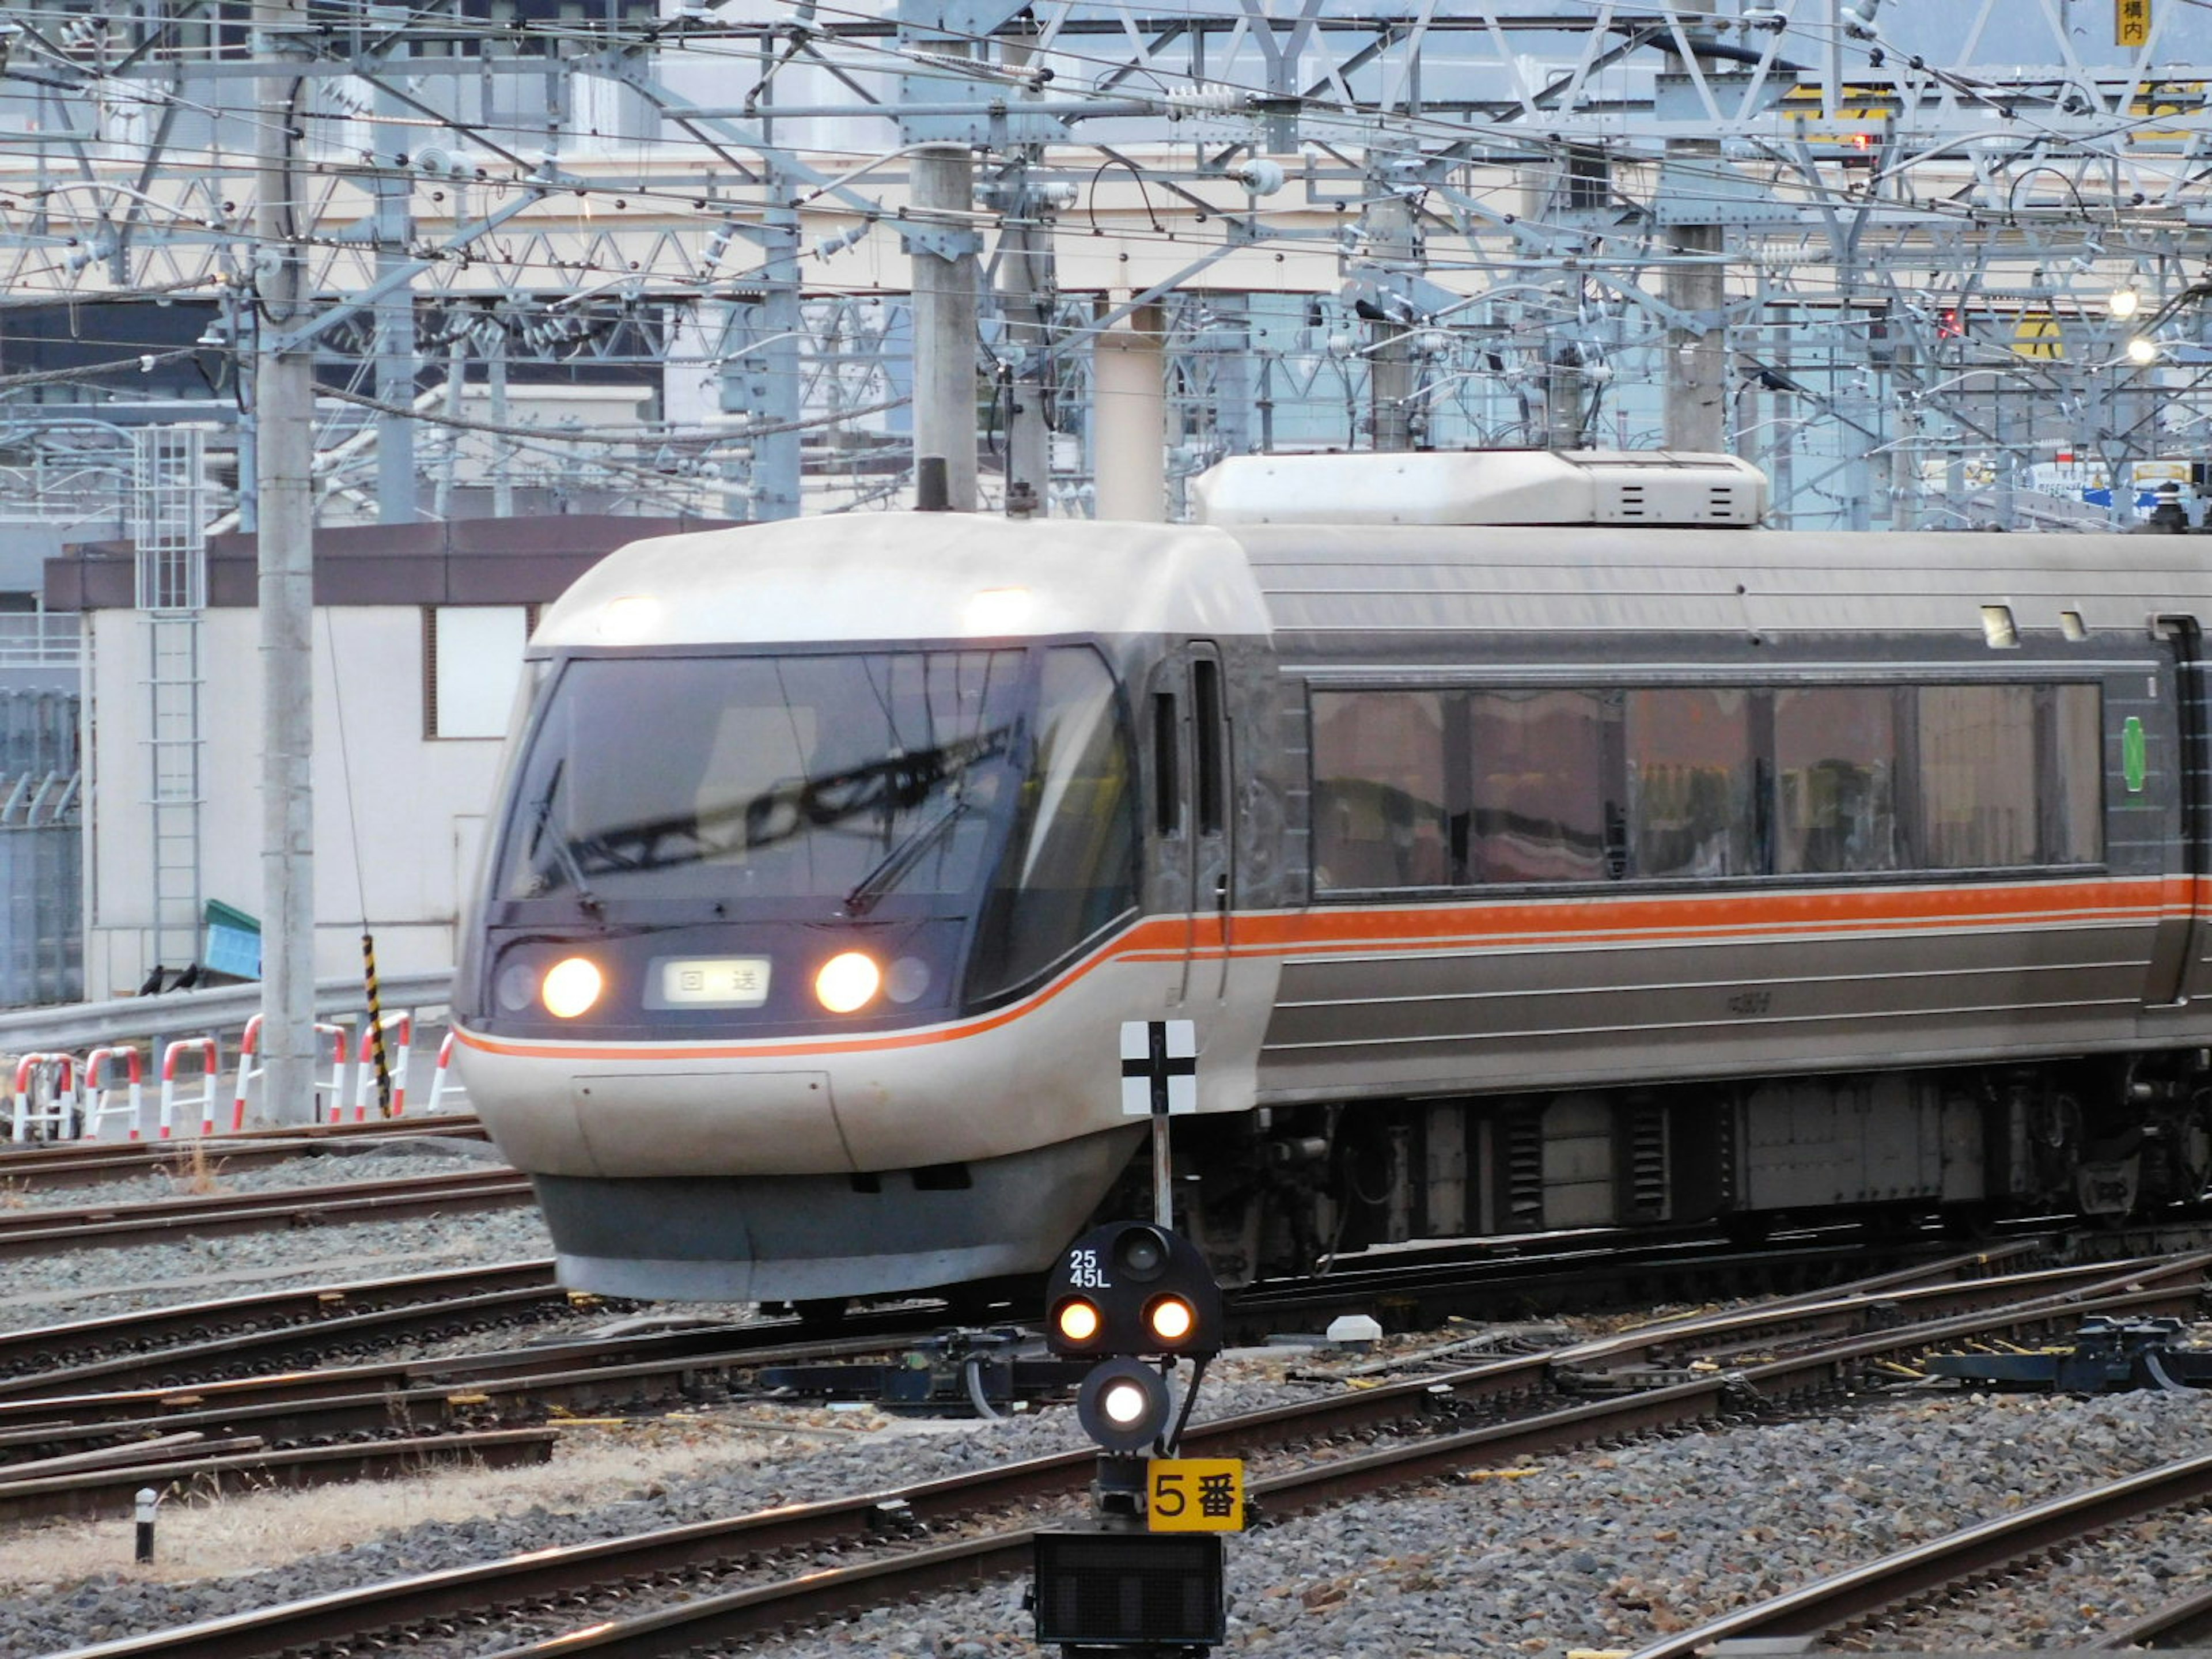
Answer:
[160,1037,222,1138]
[349,1012,413,1119]
[230,1017,350,1127]
[10,1052,80,1143]
[426,1031,470,1115]
[83,1046,146,1141]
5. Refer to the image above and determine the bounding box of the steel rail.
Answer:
[45,1254,2203,1659]
[0,1319,948,1463]
[0,1429,558,1527]
[0,1117,489,1190]
[0,1170,534,1258]
[0,1259,574,1400]
[1624,1450,2212,1659]
[2094,1581,2212,1649]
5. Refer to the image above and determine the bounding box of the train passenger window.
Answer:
[1918,684,2037,867]
[968,647,1140,997]
[1193,657,1226,839]
[1772,687,1901,874]
[2048,683,2104,863]
[1467,690,1613,883]
[1309,691,1450,891]
[1626,689,1755,877]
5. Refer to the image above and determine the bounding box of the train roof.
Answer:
[1223,522,2212,641]
[532,460,2212,652]
[530,512,1272,648]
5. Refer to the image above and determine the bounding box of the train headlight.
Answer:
[815,951,881,1013]
[495,962,539,1013]
[541,957,604,1019]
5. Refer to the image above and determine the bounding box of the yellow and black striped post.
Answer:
[361,930,395,1118]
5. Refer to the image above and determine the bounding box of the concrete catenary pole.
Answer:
[255,0,317,1124]
[1093,302,1166,521]
[909,143,979,510]
[1664,0,1728,454]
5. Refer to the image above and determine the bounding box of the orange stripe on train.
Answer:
[454,874,2177,1063]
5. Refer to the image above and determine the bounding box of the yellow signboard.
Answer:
[2013,313,2065,361]
[2119,0,2152,48]
[1147,1457,1245,1532]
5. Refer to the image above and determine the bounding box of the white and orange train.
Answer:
[453,450,2212,1304]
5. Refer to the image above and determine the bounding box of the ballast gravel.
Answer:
[3,1153,2211,1656]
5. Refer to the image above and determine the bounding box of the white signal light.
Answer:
[1074,1357,1173,1452]
[815,952,882,1013]
[541,957,604,1018]
[1101,1378,1152,1426]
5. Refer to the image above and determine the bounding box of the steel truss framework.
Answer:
[0,1,2210,531]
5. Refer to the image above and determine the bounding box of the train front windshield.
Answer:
[496,649,1028,912]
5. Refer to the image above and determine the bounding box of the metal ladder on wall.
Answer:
[135,430,207,981]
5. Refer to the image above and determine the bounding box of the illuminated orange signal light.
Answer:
[1054,1297,1103,1346]
[1145,1294,1197,1346]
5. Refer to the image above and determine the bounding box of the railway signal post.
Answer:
[1034,1217,1237,1652]
[1120,1019,1198,1228]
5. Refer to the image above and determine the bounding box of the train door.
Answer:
[2145,616,2209,1009]
[1184,645,1234,1004]
[1150,643,1234,1007]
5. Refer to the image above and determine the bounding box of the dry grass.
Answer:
[0,1412,872,1590]
[161,1138,227,1196]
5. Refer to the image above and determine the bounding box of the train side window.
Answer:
[1918,684,2037,867]
[1467,689,1613,883]
[1193,656,1226,838]
[2047,683,2104,864]
[969,647,1141,998]
[1309,690,1450,891]
[1626,688,1755,877]
[1152,691,1180,838]
[1772,687,1902,874]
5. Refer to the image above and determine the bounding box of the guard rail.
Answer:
[0,971,456,1056]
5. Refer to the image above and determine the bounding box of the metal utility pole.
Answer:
[995,169,1055,512]
[1663,1,1728,453]
[1363,183,1419,452]
[372,56,416,522]
[908,143,979,510]
[255,0,317,1125]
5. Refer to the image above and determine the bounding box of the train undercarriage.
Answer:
[1161,1056,2212,1285]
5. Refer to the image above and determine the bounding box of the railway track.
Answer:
[0,1167,533,1257]
[0,1258,578,1391]
[1627,1450,2212,1657]
[48,1244,2207,1659]
[0,1117,489,1191]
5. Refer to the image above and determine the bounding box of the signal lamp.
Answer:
[815,951,881,1013]
[1075,1357,1173,1453]
[1042,1221,1223,1361]
[1145,1294,1197,1346]
[1054,1296,1103,1346]
[541,957,604,1019]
